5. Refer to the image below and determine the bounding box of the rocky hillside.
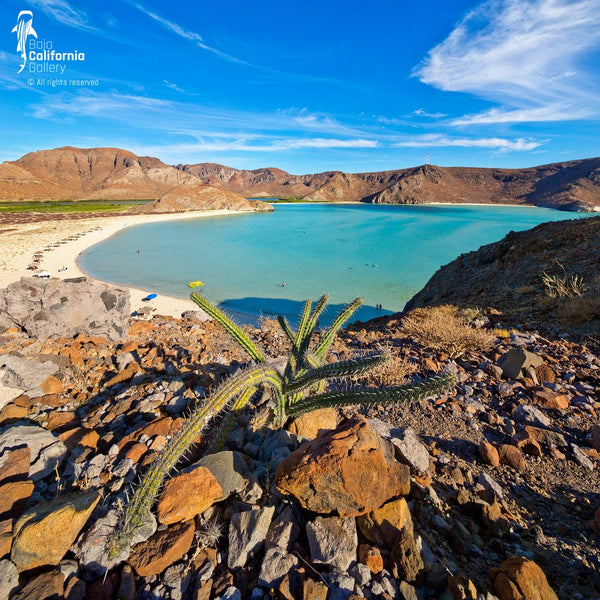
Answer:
[2,147,598,210]
[0,277,598,599]
[0,147,199,200]
[405,216,600,339]
[180,158,600,211]
[132,182,273,214]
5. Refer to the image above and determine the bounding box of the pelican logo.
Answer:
[12,10,38,73]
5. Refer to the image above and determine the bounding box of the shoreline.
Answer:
[0,209,252,319]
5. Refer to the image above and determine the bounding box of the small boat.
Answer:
[142,293,158,301]
[34,270,51,278]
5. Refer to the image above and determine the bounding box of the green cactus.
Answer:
[108,293,455,558]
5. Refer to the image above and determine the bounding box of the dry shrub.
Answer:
[556,293,600,324]
[402,305,494,358]
[350,342,417,387]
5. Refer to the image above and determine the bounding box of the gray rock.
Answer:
[165,396,188,414]
[265,506,300,551]
[0,559,19,600]
[258,429,299,464]
[476,472,504,500]
[196,451,255,502]
[306,516,357,571]
[571,444,595,470]
[497,348,544,380]
[258,546,299,588]
[116,353,136,370]
[0,277,130,341]
[216,587,242,600]
[324,570,355,600]
[181,309,211,322]
[0,355,59,392]
[75,509,157,576]
[369,419,431,475]
[513,404,552,428]
[0,423,66,482]
[228,506,275,569]
[349,562,371,586]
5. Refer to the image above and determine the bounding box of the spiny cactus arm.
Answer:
[109,365,282,558]
[190,292,266,363]
[284,353,388,397]
[314,297,363,361]
[284,299,312,381]
[286,372,456,418]
[304,294,328,341]
[205,385,258,454]
[277,315,295,344]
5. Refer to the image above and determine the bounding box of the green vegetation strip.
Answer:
[0,200,153,213]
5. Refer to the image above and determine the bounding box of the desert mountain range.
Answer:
[1,146,599,211]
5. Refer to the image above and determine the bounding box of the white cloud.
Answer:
[131,3,247,64]
[415,0,600,123]
[394,134,540,151]
[414,108,447,118]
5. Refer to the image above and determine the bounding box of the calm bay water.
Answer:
[79,203,582,324]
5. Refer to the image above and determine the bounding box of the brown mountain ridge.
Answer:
[1,147,599,211]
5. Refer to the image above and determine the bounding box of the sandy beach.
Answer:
[0,209,244,319]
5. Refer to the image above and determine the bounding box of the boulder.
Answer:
[479,441,500,467]
[0,447,30,484]
[489,557,558,600]
[496,445,526,472]
[128,520,195,577]
[498,349,544,380]
[0,277,130,341]
[0,423,66,482]
[11,489,100,571]
[157,466,222,525]
[0,356,59,395]
[275,417,410,517]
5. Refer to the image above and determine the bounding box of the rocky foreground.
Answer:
[0,278,598,600]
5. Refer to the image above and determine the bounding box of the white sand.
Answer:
[0,209,246,318]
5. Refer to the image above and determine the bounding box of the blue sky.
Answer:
[1,0,599,173]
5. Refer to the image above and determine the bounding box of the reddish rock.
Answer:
[275,417,410,517]
[157,467,222,525]
[11,489,100,571]
[0,480,34,519]
[532,390,569,410]
[104,362,140,388]
[128,520,195,576]
[287,407,338,440]
[123,442,148,464]
[489,557,558,600]
[0,404,29,425]
[0,447,30,483]
[497,445,526,472]
[479,441,500,467]
[549,447,565,460]
[513,436,543,457]
[358,543,383,574]
[356,497,413,547]
[10,569,64,600]
[40,375,63,395]
[58,427,100,450]
[303,578,329,600]
[534,364,555,384]
[45,412,79,432]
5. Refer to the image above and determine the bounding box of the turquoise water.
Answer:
[79,203,583,325]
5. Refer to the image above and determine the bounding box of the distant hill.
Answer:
[1,147,599,211]
[179,158,600,211]
[0,147,270,213]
